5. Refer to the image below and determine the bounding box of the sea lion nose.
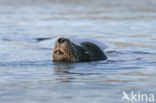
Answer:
[58,38,67,44]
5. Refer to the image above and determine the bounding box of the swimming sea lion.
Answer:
[53,38,107,62]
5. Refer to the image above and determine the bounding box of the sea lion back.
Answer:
[81,42,107,61]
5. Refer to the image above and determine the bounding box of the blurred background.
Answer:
[0,0,156,103]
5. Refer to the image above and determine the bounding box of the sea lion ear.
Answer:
[84,50,89,55]
[84,50,93,61]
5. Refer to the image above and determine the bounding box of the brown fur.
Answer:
[53,38,107,62]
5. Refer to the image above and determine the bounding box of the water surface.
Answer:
[0,0,156,103]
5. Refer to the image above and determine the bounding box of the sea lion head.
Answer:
[53,38,79,62]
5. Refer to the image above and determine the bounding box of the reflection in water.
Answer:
[53,63,73,75]
[52,63,75,83]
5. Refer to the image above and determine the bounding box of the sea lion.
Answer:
[53,38,107,62]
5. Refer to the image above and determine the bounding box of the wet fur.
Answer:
[53,38,107,62]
